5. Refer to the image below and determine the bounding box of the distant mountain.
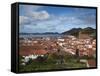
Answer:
[20,32,59,35]
[20,27,96,38]
[45,32,59,34]
[62,27,96,37]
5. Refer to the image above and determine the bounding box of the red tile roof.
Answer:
[20,50,30,56]
[20,50,48,56]
[31,50,48,55]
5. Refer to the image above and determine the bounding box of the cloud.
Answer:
[20,5,50,20]
[59,16,82,24]
[19,10,50,26]
[19,5,43,15]
[19,13,96,33]
[28,10,50,20]
[77,14,96,25]
[19,16,30,25]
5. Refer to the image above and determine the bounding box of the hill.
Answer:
[62,27,96,38]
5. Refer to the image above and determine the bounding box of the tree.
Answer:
[75,49,80,62]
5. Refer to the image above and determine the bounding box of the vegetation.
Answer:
[62,27,96,38]
[19,53,95,72]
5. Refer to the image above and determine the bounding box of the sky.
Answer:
[19,4,96,33]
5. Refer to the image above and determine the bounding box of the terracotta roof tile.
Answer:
[20,50,48,56]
